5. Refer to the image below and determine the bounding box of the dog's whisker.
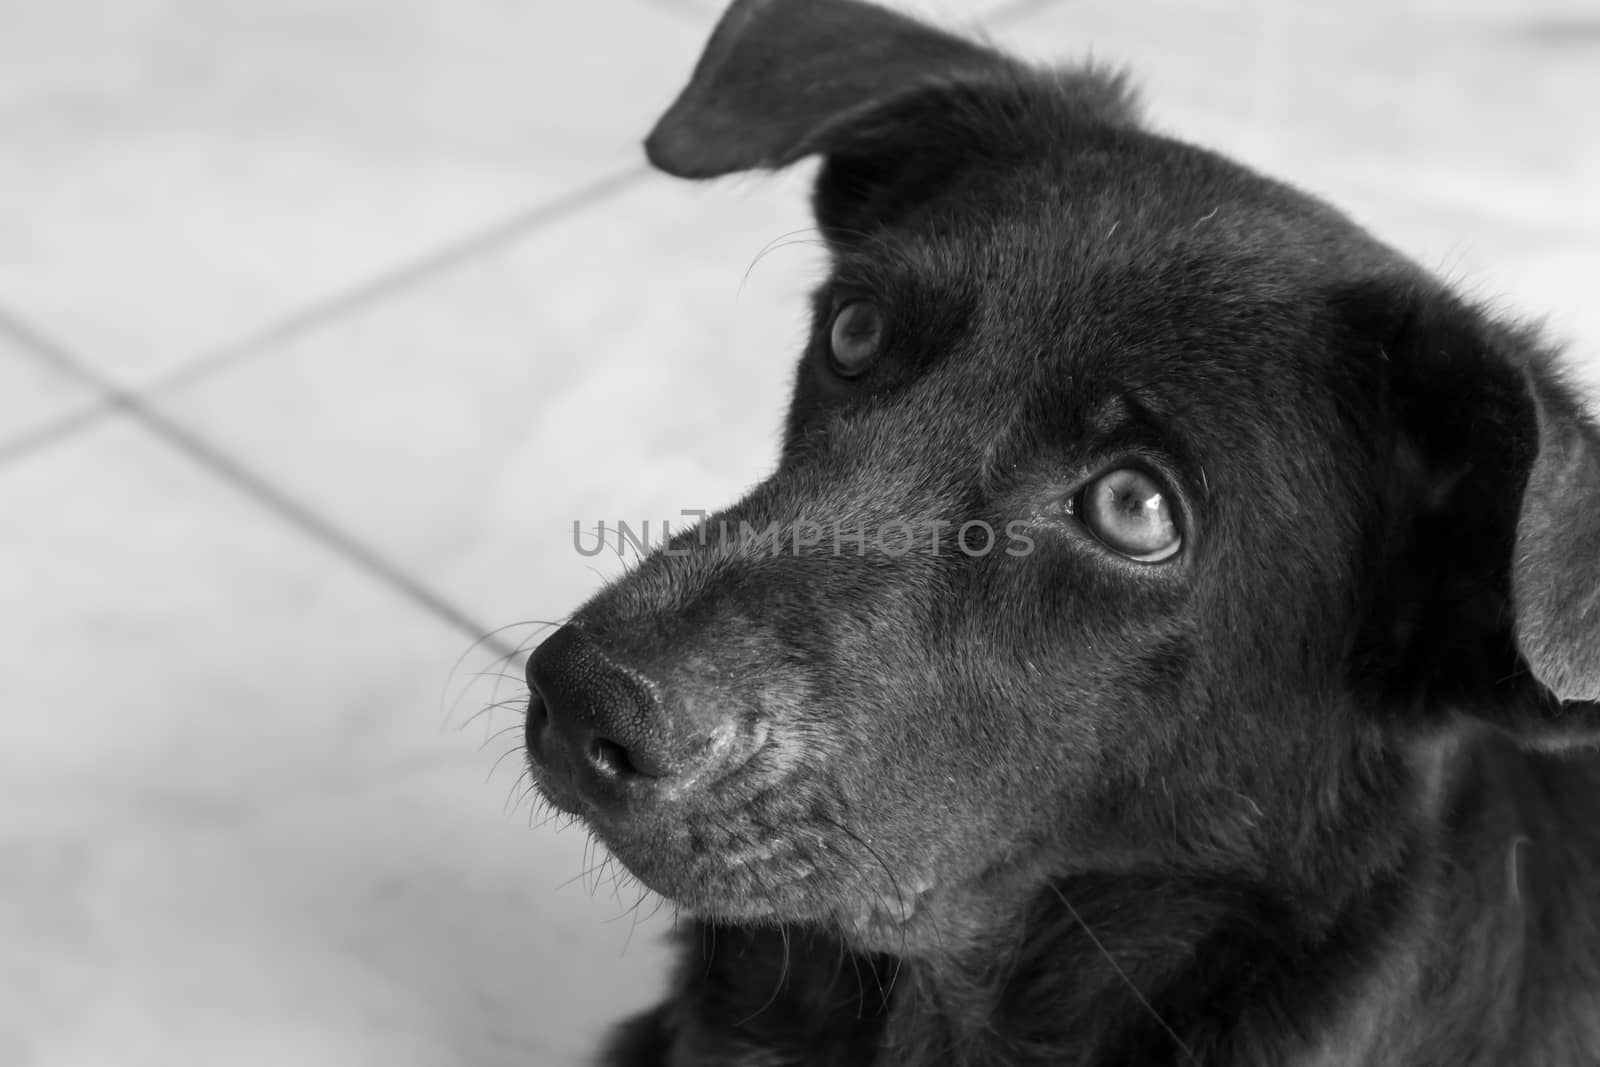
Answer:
[470,692,531,715]
[507,773,541,819]
[477,720,528,753]
[484,624,563,713]
[439,619,556,724]
[732,885,795,1028]
[458,696,528,735]
[486,742,534,785]
[1050,884,1201,1066]
[503,771,548,823]
[622,887,652,954]
[817,811,911,930]
[460,693,531,732]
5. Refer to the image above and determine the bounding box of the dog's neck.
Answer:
[871,734,1596,1066]
[877,865,1425,1066]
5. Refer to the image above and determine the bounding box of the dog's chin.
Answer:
[695,880,1009,959]
[530,759,1011,956]
[596,831,989,957]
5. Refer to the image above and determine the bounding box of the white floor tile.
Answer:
[0,336,96,444]
[0,422,673,1066]
[0,0,701,381]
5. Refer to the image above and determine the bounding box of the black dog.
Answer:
[523,1,1600,1062]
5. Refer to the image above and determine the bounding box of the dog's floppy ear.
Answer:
[1512,369,1600,705]
[1359,282,1600,741]
[645,0,1133,228]
[645,0,1013,178]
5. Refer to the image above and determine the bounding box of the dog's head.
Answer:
[525,0,1600,955]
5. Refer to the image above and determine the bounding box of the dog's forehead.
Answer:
[864,130,1390,305]
[813,131,1407,490]
[834,130,1401,396]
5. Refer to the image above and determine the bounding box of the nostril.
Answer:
[526,625,682,792]
[587,737,640,781]
[524,694,550,757]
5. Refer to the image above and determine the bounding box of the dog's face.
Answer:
[526,0,1600,957]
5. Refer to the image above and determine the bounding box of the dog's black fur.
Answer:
[523,1,1600,1063]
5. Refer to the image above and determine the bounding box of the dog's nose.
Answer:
[525,625,709,809]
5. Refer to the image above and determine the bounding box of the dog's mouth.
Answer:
[621,836,946,949]
[547,768,965,952]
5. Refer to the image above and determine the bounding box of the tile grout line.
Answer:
[157,164,654,395]
[0,0,1070,471]
[0,163,653,468]
[0,305,523,662]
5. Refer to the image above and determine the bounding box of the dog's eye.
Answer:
[1077,469,1182,562]
[828,300,883,377]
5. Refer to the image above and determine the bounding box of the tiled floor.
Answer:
[1,1,1596,1064]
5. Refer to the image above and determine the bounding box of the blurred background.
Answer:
[0,0,1596,1063]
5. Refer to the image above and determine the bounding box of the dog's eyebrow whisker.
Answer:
[739,228,832,294]
[742,239,832,294]
[815,224,881,249]
[1049,884,1202,1066]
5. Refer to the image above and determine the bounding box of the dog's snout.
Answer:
[526,625,726,810]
